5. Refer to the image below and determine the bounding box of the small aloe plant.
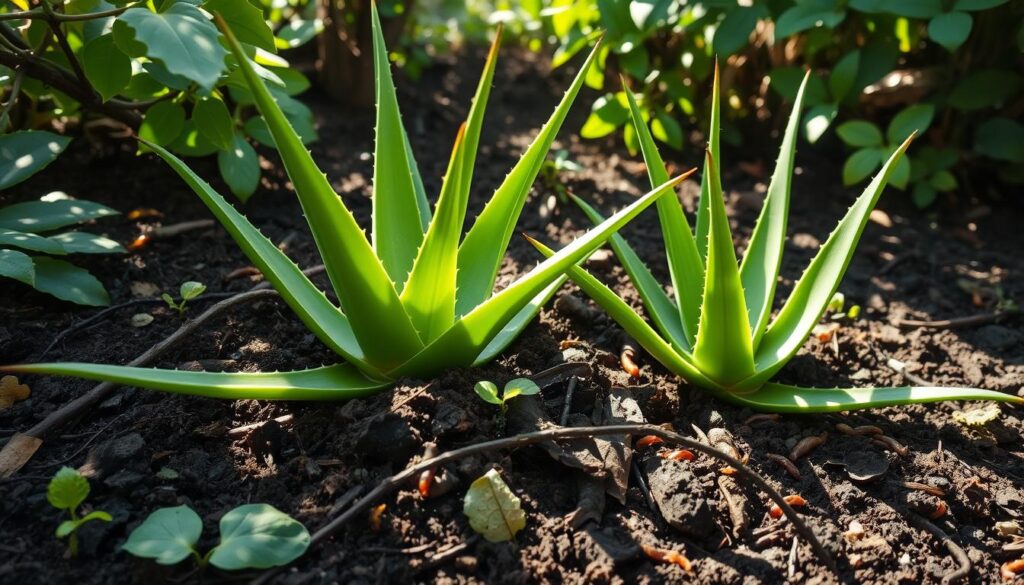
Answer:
[3,6,684,399]
[532,66,1022,412]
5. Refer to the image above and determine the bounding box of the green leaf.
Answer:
[80,510,113,524]
[113,4,227,91]
[218,133,260,201]
[56,520,78,539]
[502,378,540,401]
[139,102,186,147]
[48,232,125,254]
[0,249,34,287]
[948,70,1022,110]
[217,14,425,370]
[695,62,721,263]
[650,111,683,150]
[887,104,934,145]
[169,121,220,157]
[179,281,206,300]
[953,0,1007,10]
[32,257,110,306]
[724,381,1023,413]
[912,182,937,207]
[928,11,972,51]
[886,0,943,18]
[123,505,202,566]
[930,169,957,191]
[713,7,761,56]
[6,362,390,400]
[81,34,131,102]
[275,18,322,49]
[774,4,845,38]
[208,504,310,570]
[463,469,525,543]
[0,229,65,255]
[193,96,234,151]
[369,3,429,288]
[474,380,502,405]
[48,467,89,511]
[842,148,883,185]
[692,150,755,387]
[803,103,837,143]
[0,196,118,233]
[0,131,72,190]
[889,154,911,189]
[203,0,276,52]
[836,120,883,147]
[974,118,1024,162]
[851,40,899,93]
[828,50,860,102]
[740,71,808,347]
[455,39,601,316]
[580,93,628,139]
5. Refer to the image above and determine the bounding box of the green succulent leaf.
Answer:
[47,467,89,511]
[694,62,721,263]
[471,278,566,366]
[0,131,72,190]
[723,382,1023,413]
[123,505,202,566]
[208,504,310,570]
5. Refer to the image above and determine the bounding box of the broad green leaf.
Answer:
[179,281,206,300]
[169,120,220,157]
[887,104,934,145]
[5,362,390,400]
[692,151,755,386]
[954,0,1008,9]
[0,249,35,287]
[713,7,761,56]
[275,18,322,49]
[48,232,125,254]
[889,154,911,189]
[81,35,131,101]
[0,131,72,190]
[695,62,721,263]
[193,96,234,151]
[474,380,501,404]
[580,93,628,139]
[836,121,883,147]
[842,148,883,185]
[851,40,899,93]
[203,0,276,52]
[208,504,310,570]
[123,505,202,566]
[723,382,1023,413]
[0,196,117,233]
[774,4,845,38]
[218,133,260,201]
[370,4,427,289]
[455,39,601,316]
[751,137,913,386]
[947,70,1022,110]
[139,102,186,147]
[463,469,525,542]
[0,229,66,255]
[502,378,540,401]
[145,141,377,374]
[650,111,683,150]
[930,170,957,191]
[56,520,78,539]
[974,118,1024,162]
[217,15,425,369]
[113,4,226,91]
[32,257,110,306]
[912,182,937,207]
[740,72,808,348]
[828,51,860,102]
[886,0,943,18]
[928,11,972,51]
[47,467,89,511]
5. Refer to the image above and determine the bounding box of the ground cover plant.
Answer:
[2,6,687,398]
[532,66,1022,412]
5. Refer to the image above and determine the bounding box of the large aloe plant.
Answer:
[3,9,687,400]
[532,66,1022,412]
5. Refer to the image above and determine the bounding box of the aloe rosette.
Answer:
[532,66,1022,412]
[3,8,688,400]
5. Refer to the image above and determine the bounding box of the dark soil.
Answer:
[2,47,1023,585]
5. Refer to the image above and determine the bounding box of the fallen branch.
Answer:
[892,312,1008,330]
[253,424,837,583]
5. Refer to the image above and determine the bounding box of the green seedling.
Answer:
[539,149,584,202]
[474,378,541,413]
[123,503,308,570]
[532,65,1022,412]
[47,467,112,557]
[161,281,207,315]
[4,7,684,399]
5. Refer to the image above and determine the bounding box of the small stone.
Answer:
[80,433,145,479]
[103,470,145,491]
[130,313,154,328]
[643,457,718,539]
[432,402,473,437]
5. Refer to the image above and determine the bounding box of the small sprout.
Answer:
[473,378,541,413]
[0,375,30,410]
[827,292,845,313]
[47,467,112,557]
[130,313,154,328]
[463,468,525,542]
[847,305,861,319]
[769,494,807,519]
[641,543,693,572]
[123,503,309,570]
[162,281,207,315]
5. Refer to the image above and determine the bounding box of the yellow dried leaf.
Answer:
[0,375,30,409]
[463,469,525,542]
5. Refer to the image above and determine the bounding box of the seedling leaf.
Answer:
[123,505,202,566]
[47,467,89,511]
[474,381,502,405]
[208,504,310,570]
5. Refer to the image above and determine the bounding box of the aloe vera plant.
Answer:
[2,8,686,400]
[531,66,1022,413]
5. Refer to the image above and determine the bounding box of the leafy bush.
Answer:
[531,68,1022,412]
[4,6,681,399]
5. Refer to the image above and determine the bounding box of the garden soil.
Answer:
[1,48,1022,584]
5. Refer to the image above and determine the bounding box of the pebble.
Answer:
[79,433,145,479]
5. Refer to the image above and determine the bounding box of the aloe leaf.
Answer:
[457,25,502,213]
[145,142,379,375]
[401,126,430,231]
[2,363,389,400]
[694,61,721,263]
[750,136,915,385]
[216,14,424,370]
[692,151,756,387]
[621,82,703,345]
[370,3,429,287]
[455,38,602,317]
[570,194,690,353]
[390,173,681,377]
[527,237,715,388]
[400,125,467,341]
[722,382,1024,413]
[472,276,565,366]
[741,71,809,348]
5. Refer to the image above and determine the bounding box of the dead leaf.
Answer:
[0,375,30,409]
[130,313,154,328]
[0,433,43,477]
[130,281,160,298]
[463,469,525,542]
